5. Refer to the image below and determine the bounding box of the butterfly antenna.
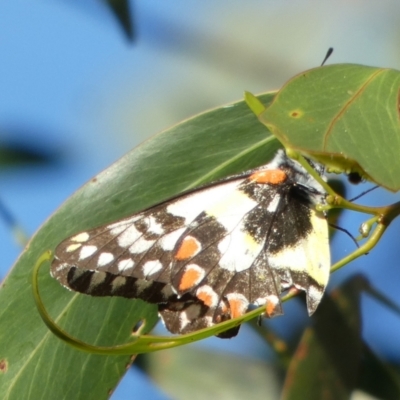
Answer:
[348,185,379,202]
[321,48,334,66]
[329,223,360,248]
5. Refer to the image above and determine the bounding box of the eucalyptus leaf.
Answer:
[0,93,279,399]
[282,275,400,400]
[259,64,400,191]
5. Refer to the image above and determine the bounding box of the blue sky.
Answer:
[2,1,400,398]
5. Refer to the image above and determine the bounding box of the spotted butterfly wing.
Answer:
[51,150,330,338]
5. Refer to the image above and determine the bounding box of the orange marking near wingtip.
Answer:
[265,299,278,317]
[228,296,248,319]
[178,265,204,291]
[175,236,201,260]
[250,169,287,184]
[197,291,213,307]
[197,288,216,307]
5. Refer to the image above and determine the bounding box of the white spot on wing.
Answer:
[110,225,128,236]
[218,229,263,272]
[268,212,329,281]
[266,194,281,212]
[254,294,279,307]
[70,232,90,242]
[179,311,190,330]
[53,263,69,273]
[179,304,202,330]
[129,238,155,254]
[166,181,240,224]
[227,292,248,302]
[159,228,186,251]
[142,260,163,277]
[79,245,97,260]
[66,243,82,253]
[98,252,114,267]
[217,236,230,254]
[117,224,141,248]
[206,190,257,231]
[108,217,140,236]
[108,216,138,230]
[118,258,134,271]
[147,216,164,235]
[307,285,323,312]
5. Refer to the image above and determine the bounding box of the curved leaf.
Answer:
[0,93,279,399]
[282,276,364,400]
[282,275,400,400]
[259,64,400,191]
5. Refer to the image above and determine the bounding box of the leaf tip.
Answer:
[244,91,266,116]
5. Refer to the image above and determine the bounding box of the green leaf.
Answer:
[282,276,364,400]
[0,93,279,399]
[282,275,400,400]
[359,343,400,400]
[258,64,400,191]
[145,345,281,400]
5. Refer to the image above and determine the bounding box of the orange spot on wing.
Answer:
[250,169,287,184]
[175,236,201,260]
[228,297,247,319]
[265,299,278,317]
[179,266,204,291]
[197,291,213,307]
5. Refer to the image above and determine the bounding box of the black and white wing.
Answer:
[51,150,330,338]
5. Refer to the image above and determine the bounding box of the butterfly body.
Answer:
[51,150,330,338]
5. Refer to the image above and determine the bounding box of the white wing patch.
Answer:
[70,232,90,243]
[266,194,281,212]
[268,211,329,283]
[147,216,164,235]
[66,243,82,253]
[79,245,97,260]
[143,260,163,277]
[267,210,330,313]
[206,190,257,230]
[218,231,262,272]
[108,216,139,230]
[118,258,135,272]
[117,224,142,248]
[159,228,186,251]
[97,252,114,267]
[129,238,155,254]
[200,187,262,272]
[166,181,240,223]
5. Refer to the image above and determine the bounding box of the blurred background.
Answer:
[1,1,400,399]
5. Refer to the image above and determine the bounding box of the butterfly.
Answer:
[51,150,330,338]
